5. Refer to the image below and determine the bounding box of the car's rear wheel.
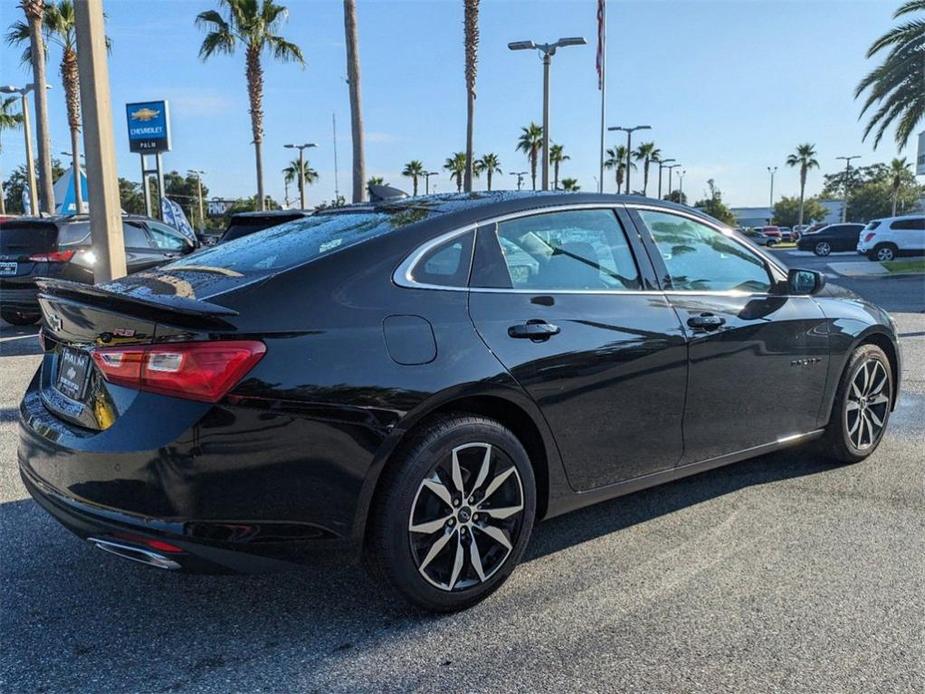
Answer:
[814,241,831,256]
[1,309,40,326]
[873,244,897,262]
[822,344,893,464]
[366,415,536,612]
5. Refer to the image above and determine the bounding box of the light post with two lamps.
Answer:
[608,124,650,194]
[284,142,317,209]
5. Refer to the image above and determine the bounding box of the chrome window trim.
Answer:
[392,202,790,297]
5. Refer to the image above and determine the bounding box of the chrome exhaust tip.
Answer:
[88,537,181,570]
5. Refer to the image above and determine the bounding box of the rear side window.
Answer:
[486,209,641,291]
[167,212,413,277]
[408,231,474,287]
[890,218,924,230]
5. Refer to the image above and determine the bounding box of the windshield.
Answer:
[165,211,422,277]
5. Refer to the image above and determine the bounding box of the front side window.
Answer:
[490,209,641,291]
[147,222,191,251]
[639,210,771,293]
[122,222,152,249]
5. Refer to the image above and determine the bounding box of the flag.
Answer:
[596,0,606,90]
[160,197,198,245]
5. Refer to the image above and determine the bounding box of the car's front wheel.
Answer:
[366,415,536,612]
[814,241,832,256]
[1,309,40,326]
[822,344,893,464]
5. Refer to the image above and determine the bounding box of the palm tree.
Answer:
[0,96,24,215]
[282,157,318,204]
[196,0,304,211]
[856,0,925,149]
[402,160,425,196]
[785,143,820,227]
[604,145,635,192]
[549,144,569,190]
[8,1,107,214]
[463,0,479,192]
[367,176,384,187]
[475,153,501,191]
[14,0,54,213]
[561,177,580,192]
[343,0,365,202]
[889,157,911,216]
[444,152,467,192]
[633,142,660,196]
[516,122,544,190]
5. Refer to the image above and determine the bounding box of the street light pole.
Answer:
[509,37,587,191]
[664,163,680,200]
[656,157,675,200]
[1,85,47,215]
[678,169,686,201]
[284,142,317,209]
[836,155,861,222]
[767,166,777,222]
[608,124,651,194]
[510,171,528,191]
[424,171,439,195]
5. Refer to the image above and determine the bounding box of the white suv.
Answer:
[857,215,925,261]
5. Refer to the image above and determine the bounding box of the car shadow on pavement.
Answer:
[0,324,41,357]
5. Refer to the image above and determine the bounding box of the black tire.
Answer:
[872,243,897,262]
[822,344,893,464]
[365,414,536,612]
[814,241,831,257]
[1,309,40,326]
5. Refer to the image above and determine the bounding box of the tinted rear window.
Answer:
[166,211,420,278]
[58,221,91,246]
[0,222,58,254]
[221,215,305,242]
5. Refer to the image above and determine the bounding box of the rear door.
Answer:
[122,221,163,272]
[467,206,688,491]
[833,224,863,251]
[630,207,829,463]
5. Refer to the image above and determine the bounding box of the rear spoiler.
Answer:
[36,277,239,329]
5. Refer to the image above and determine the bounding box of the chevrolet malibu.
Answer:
[18,192,900,612]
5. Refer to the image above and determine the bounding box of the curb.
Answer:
[827,261,888,277]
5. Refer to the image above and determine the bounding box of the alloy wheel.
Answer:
[844,359,890,451]
[876,247,895,261]
[815,241,831,256]
[408,443,525,591]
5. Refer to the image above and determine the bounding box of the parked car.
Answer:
[0,215,199,325]
[741,227,775,246]
[19,193,900,612]
[796,223,866,256]
[220,209,312,243]
[856,215,925,261]
[777,226,793,241]
[758,225,781,240]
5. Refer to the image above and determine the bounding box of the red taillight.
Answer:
[112,532,185,554]
[864,232,876,242]
[28,249,75,263]
[91,340,266,403]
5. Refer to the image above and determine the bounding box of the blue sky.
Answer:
[0,0,917,208]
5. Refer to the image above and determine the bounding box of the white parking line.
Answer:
[0,334,38,343]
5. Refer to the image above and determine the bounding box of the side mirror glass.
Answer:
[788,268,825,295]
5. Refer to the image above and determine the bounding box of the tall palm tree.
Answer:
[561,177,580,192]
[604,145,634,192]
[343,0,365,202]
[516,122,543,191]
[367,176,384,187]
[282,157,318,204]
[549,144,569,190]
[856,0,925,149]
[889,157,911,216]
[444,152,467,192]
[463,0,479,192]
[196,0,304,211]
[15,0,54,213]
[0,96,24,215]
[475,152,501,191]
[633,142,660,196]
[8,1,107,214]
[785,143,820,227]
[402,160,425,196]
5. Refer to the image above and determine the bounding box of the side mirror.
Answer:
[788,268,825,295]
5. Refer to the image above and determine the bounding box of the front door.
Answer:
[631,208,830,463]
[468,207,688,491]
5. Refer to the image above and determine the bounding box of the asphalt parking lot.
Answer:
[1,261,923,693]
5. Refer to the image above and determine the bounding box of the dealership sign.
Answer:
[126,100,171,153]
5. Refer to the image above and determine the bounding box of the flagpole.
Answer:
[598,0,606,194]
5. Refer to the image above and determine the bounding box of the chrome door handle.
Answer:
[687,313,725,331]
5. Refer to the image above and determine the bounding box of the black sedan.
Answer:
[0,215,198,325]
[796,222,866,256]
[18,193,900,612]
